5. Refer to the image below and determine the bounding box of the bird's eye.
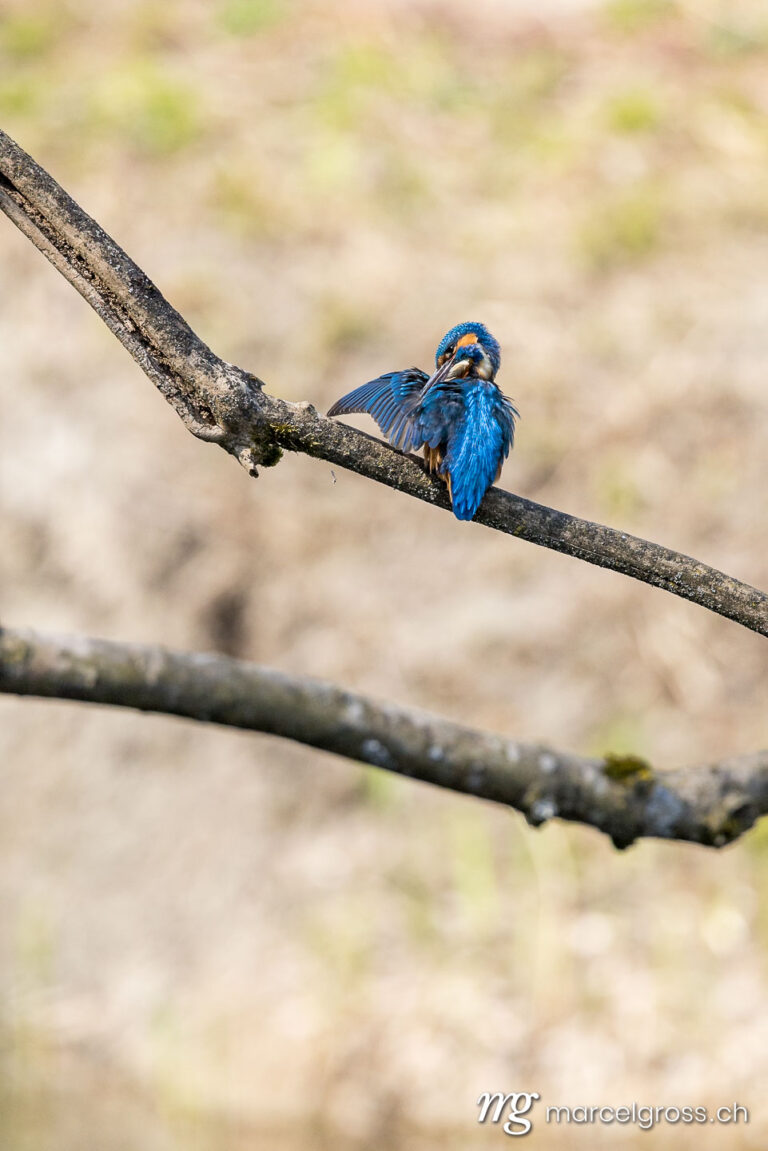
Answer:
[438,345,454,366]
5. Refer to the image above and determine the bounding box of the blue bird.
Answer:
[327,321,518,520]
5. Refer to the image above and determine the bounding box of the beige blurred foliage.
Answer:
[2,0,768,1146]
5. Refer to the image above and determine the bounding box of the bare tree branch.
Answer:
[0,128,766,636]
[1,625,765,849]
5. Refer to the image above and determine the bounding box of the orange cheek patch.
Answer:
[456,332,478,348]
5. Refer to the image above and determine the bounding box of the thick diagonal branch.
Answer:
[1,127,767,637]
[1,625,765,849]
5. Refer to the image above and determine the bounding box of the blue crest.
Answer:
[435,321,501,377]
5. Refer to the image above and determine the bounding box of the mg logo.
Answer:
[477,1092,541,1136]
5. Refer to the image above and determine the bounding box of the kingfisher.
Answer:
[327,321,518,520]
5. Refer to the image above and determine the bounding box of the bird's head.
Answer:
[434,321,500,382]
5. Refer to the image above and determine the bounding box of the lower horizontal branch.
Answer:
[1,625,765,849]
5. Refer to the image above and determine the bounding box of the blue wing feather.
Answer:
[327,369,428,451]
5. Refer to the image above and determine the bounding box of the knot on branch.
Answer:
[704,790,760,847]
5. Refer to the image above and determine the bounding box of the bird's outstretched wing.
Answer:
[327,368,429,451]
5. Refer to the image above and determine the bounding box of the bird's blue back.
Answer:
[438,381,516,520]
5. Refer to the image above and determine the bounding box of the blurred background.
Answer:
[1,0,768,1146]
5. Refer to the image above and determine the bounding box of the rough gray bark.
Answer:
[0,626,764,849]
[1,127,767,636]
